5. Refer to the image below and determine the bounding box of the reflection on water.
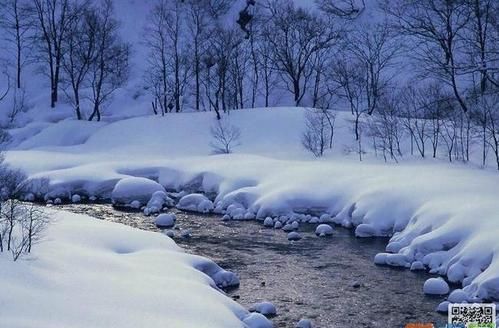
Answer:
[59,204,446,328]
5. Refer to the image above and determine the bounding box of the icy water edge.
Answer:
[57,204,446,328]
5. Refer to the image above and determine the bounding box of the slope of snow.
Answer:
[0,210,263,328]
[5,107,499,304]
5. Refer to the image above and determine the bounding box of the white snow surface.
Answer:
[0,210,263,328]
[5,107,499,302]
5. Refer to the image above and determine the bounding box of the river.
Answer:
[58,203,447,328]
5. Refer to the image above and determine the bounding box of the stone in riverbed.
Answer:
[315,224,333,237]
[263,217,274,227]
[154,213,176,228]
[287,231,302,241]
[249,301,277,316]
[423,277,449,295]
[274,221,283,229]
[297,318,313,328]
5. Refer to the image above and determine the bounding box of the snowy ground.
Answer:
[0,209,271,328]
[4,107,499,312]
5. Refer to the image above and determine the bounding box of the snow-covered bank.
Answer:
[5,107,499,305]
[0,210,267,328]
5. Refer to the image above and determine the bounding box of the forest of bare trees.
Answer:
[0,0,499,169]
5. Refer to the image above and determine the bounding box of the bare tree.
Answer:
[32,0,80,108]
[302,108,336,157]
[317,0,366,19]
[266,0,338,106]
[210,116,241,154]
[61,5,97,120]
[0,0,33,89]
[87,0,129,122]
[383,0,471,113]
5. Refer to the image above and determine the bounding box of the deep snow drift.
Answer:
[5,107,499,305]
[0,210,268,328]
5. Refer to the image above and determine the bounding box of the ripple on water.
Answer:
[59,204,446,328]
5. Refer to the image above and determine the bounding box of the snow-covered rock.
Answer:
[164,230,175,238]
[154,213,176,228]
[249,301,277,316]
[130,200,141,209]
[180,229,192,238]
[242,313,273,328]
[287,232,302,241]
[274,221,283,229]
[291,221,299,229]
[54,198,62,205]
[263,217,274,227]
[315,224,333,237]
[410,261,425,271]
[296,318,313,328]
[112,177,166,206]
[282,224,294,232]
[177,193,214,213]
[144,191,174,215]
[385,254,409,267]
[24,193,35,202]
[448,289,468,303]
[423,278,450,295]
[71,194,81,203]
[319,214,333,223]
[374,253,388,265]
[436,301,450,313]
[355,224,377,237]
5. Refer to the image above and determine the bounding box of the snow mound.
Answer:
[112,177,166,206]
[144,191,174,215]
[154,213,177,228]
[448,289,468,303]
[249,301,277,316]
[177,193,214,213]
[424,278,450,295]
[242,313,273,328]
[71,194,81,203]
[315,224,334,237]
[287,232,302,241]
[263,217,274,227]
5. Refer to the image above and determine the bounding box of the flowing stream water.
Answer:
[58,203,447,328]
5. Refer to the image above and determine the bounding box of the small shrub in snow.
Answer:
[301,108,336,157]
[287,231,302,241]
[297,318,313,328]
[315,224,334,237]
[210,117,241,154]
[154,213,176,228]
[249,301,277,316]
[423,277,450,295]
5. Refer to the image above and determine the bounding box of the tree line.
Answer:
[1,0,499,169]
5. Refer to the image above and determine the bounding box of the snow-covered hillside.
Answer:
[4,106,499,307]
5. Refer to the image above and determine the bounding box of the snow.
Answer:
[287,232,302,241]
[177,193,214,213]
[448,289,468,303]
[423,278,450,295]
[242,313,273,328]
[71,194,81,203]
[154,213,176,228]
[0,210,263,328]
[111,177,166,206]
[145,191,174,215]
[263,217,274,227]
[5,106,499,304]
[249,301,277,316]
[315,224,334,237]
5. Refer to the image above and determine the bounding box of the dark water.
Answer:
[58,204,446,328]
